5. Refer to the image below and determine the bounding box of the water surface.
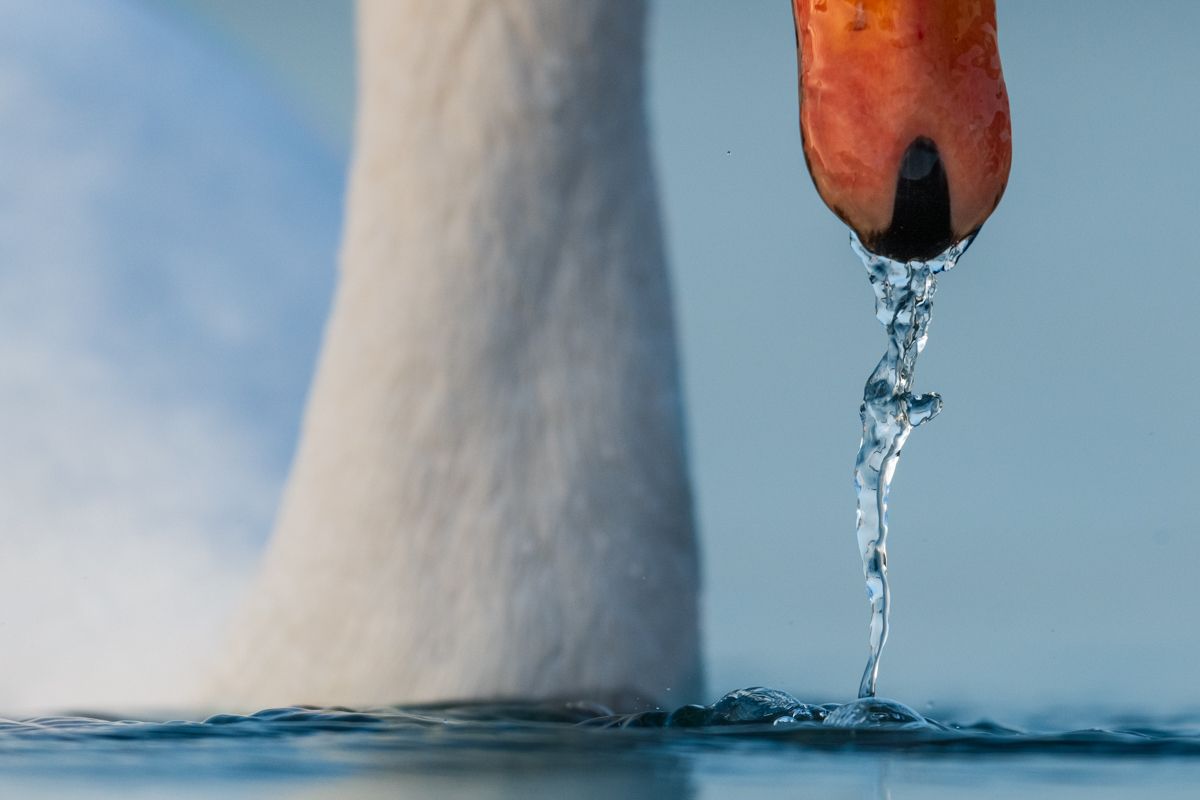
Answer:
[6,691,1200,798]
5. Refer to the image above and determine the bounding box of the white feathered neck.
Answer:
[214,0,702,710]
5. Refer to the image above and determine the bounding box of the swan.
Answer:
[213,0,1012,711]
[213,0,702,710]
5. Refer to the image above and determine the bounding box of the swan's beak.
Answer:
[793,0,1012,261]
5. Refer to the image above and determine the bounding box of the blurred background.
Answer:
[0,0,1196,716]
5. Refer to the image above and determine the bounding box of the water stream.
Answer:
[850,231,973,698]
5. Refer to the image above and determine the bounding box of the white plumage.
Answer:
[215,0,702,710]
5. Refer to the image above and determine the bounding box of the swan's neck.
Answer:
[216,0,702,710]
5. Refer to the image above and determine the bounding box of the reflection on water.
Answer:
[2,695,1200,798]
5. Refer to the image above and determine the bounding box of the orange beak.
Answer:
[793,0,1012,261]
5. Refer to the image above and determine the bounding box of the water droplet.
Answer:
[823,697,927,729]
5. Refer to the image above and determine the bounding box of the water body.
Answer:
[4,693,1200,798]
[851,232,972,698]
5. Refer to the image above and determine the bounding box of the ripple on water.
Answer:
[1,688,1200,759]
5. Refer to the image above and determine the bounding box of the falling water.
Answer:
[851,230,973,699]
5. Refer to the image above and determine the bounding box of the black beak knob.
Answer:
[870,137,954,262]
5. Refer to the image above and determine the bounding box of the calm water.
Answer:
[4,690,1200,798]
[851,233,971,699]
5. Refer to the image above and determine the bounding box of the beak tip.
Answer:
[795,0,1011,263]
[867,137,954,262]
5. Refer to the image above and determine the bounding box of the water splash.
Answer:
[585,687,926,730]
[851,231,973,699]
